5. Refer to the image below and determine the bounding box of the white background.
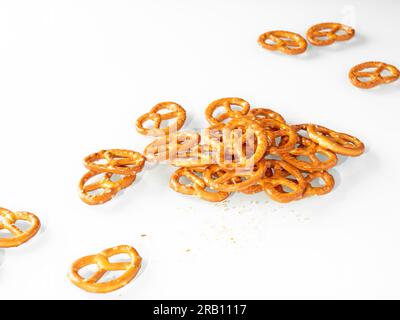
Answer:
[0,0,399,300]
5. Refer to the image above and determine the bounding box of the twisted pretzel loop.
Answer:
[307,22,355,46]
[303,171,335,197]
[0,208,41,248]
[349,61,400,89]
[84,149,145,175]
[258,30,307,55]
[136,102,186,136]
[68,245,142,293]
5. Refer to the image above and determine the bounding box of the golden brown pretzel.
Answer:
[303,171,335,197]
[217,117,268,169]
[0,208,41,248]
[136,102,186,136]
[258,30,307,55]
[144,131,200,162]
[259,119,297,155]
[79,171,136,205]
[205,97,250,125]
[260,160,307,203]
[306,22,355,46]
[248,108,286,124]
[84,149,145,175]
[281,125,337,171]
[168,144,219,167]
[349,61,400,89]
[203,159,267,192]
[68,245,142,293]
[307,124,365,157]
[169,167,229,202]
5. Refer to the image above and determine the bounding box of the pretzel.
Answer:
[281,125,337,171]
[258,30,307,55]
[68,245,142,293]
[169,167,229,202]
[79,171,136,205]
[144,131,200,162]
[303,171,335,197]
[136,102,186,136]
[260,160,307,203]
[217,117,268,169]
[168,144,220,167]
[84,149,145,175]
[205,97,250,125]
[248,108,286,124]
[259,119,297,154]
[203,159,267,192]
[349,61,400,89]
[0,208,41,248]
[306,22,355,46]
[307,124,365,157]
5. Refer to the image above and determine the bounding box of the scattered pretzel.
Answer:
[258,30,307,55]
[79,171,136,205]
[136,102,186,136]
[349,61,400,89]
[68,245,142,293]
[84,149,145,175]
[0,208,41,248]
[307,124,365,157]
[307,22,355,46]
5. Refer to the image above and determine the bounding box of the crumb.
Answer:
[185,249,191,252]
[140,234,147,237]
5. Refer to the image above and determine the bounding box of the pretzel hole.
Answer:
[98,270,126,283]
[315,152,329,162]
[0,228,14,238]
[357,76,373,83]
[142,119,156,129]
[159,118,178,129]
[108,253,132,263]
[296,155,312,163]
[309,177,326,188]
[380,69,393,77]
[265,38,278,45]
[178,175,194,186]
[109,174,125,182]
[362,67,378,73]
[14,220,32,232]
[335,29,348,36]
[78,264,100,279]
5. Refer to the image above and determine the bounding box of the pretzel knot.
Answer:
[307,124,365,157]
[79,171,137,205]
[205,97,250,125]
[281,125,337,171]
[0,208,41,248]
[307,22,355,46]
[68,245,142,293]
[349,61,400,89]
[84,149,145,175]
[258,30,307,55]
[260,160,307,203]
[136,101,186,136]
[169,167,229,202]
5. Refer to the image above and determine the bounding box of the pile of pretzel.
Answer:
[78,97,365,205]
